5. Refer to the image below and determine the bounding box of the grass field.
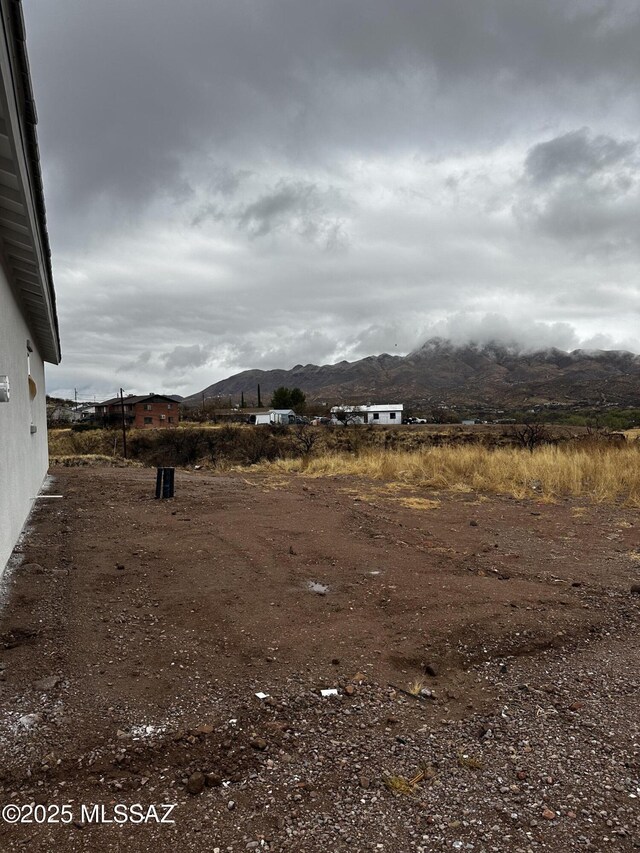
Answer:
[48,425,640,505]
[257,443,640,504]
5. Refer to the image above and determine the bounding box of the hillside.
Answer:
[185,339,640,408]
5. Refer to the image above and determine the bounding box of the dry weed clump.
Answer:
[260,444,640,505]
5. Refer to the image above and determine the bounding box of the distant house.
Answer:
[248,409,296,425]
[79,404,96,421]
[330,404,403,425]
[0,1,61,571]
[95,394,180,429]
[48,405,80,424]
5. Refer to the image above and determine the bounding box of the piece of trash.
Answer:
[307,581,329,595]
[194,465,202,470]
[320,688,339,697]
[255,692,269,700]
[228,719,238,726]
[16,713,42,731]
[130,724,165,740]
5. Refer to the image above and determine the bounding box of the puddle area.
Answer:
[306,581,329,595]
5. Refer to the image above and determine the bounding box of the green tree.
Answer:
[270,387,306,412]
[271,386,292,408]
[289,387,306,412]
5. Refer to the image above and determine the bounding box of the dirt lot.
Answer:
[0,466,638,852]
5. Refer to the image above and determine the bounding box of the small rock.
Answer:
[205,773,222,787]
[116,564,125,571]
[424,663,439,678]
[542,808,556,820]
[186,772,206,795]
[469,520,478,527]
[33,675,61,691]
[359,775,371,789]
[631,584,640,595]
[250,737,267,751]
[344,684,355,696]
[227,800,236,810]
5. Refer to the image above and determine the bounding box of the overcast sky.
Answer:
[24,0,640,400]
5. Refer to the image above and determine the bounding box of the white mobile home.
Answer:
[0,0,61,570]
[249,409,296,425]
[331,404,403,425]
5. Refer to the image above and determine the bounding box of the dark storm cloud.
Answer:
[28,0,640,227]
[162,344,211,371]
[236,180,349,249]
[517,128,640,253]
[525,129,637,184]
[21,0,640,397]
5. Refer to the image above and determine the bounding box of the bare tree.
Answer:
[332,407,364,426]
[290,423,319,457]
[512,420,550,452]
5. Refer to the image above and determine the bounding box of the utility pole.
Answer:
[119,388,128,459]
[257,384,262,407]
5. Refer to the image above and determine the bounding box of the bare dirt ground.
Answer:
[0,466,638,852]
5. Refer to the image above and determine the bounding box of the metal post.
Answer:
[119,388,128,459]
[168,467,175,498]
[162,467,171,499]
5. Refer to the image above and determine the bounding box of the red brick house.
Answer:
[95,394,180,429]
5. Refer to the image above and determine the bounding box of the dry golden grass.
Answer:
[259,444,640,505]
[408,678,426,696]
[394,496,441,511]
[457,752,484,771]
[50,454,142,468]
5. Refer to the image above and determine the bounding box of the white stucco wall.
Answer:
[0,267,49,571]
[370,411,400,425]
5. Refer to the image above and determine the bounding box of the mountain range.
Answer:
[185,339,640,410]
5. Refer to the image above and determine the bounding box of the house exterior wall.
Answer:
[96,397,179,429]
[0,269,49,570]
[368,410,400,425]
[132,398,178,429]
